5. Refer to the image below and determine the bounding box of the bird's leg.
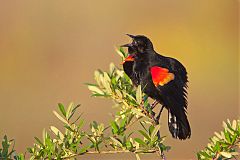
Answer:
[156,105,164,121]
[150,100,159,109]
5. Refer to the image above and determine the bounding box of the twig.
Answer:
[138,102,166,160]
[60,149,159,159]
[125,116,143,130]
[212,138,240,160]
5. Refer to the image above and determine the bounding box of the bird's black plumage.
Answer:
[122,34,191,140]
[122,45,139,86]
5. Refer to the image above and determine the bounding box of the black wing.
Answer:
[150,57,190,139]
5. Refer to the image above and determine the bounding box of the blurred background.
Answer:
[0,0,239,159]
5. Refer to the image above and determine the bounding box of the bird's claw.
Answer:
[150,100,159,109]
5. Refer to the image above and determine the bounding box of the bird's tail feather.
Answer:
[168,110,191,140]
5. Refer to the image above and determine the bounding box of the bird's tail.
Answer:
[168,109,191,140]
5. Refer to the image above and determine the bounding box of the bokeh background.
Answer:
[0,0,239,159]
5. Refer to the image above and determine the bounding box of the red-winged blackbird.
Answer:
[121,34,191,140]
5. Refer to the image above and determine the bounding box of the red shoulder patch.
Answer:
[150,66,175,86]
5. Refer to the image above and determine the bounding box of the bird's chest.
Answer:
[132,56,151,85]
[133,60,148,73]
[133,55,149,73]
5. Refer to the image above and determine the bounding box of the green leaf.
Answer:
[109,63,115,75]
[220,151,232,158]
[34,137,44,147]
[58,103,66,117]
[91,93,105,97]
[232,120,237,130]
[27,147,34,153]
[125,141,133,150]
[30,156,35,160]
[88,85,104,95]
[224,130,231,143]
[53,111,68,125]
[140,122,148,132]
[213,141,220,152]
[116,47,125,58]
[68,104,81,121]
[148,125,154,135]
[110,137,122,147]
[200,151,211,158]
[7,149,15,158]
[124,92,136,102]
[2,135,10,157]
[214,132,222,139]
[103,72,111,82]
[102,74,112,93]
[231,133,238,144]
[115,89,122,99]
[50,126,64,140]
[131,108,146,118]
[78,119,84,129]
[138,130,151,141]
[120,47,128,57]
[110,121,119,134]
[136,85,142,104]
[151,125,160,141]
[134,138,147,147]
[79,145,90,154]
[92,121,98,129]
[17,153,25,160]
[85,83,97,87]
[122,135,126,145]
[66,102,74,119]
[120,117,127,128]
[42,128,46,145]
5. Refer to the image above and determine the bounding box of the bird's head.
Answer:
[121,34,153,53]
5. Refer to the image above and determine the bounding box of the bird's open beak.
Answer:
[121,34,135,47]
[121,43,132,47]
[126,34,135,39]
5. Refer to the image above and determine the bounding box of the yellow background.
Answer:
[0,0,239,159]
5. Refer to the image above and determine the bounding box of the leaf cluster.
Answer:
[0,135,24,160]
[197,119,240,160]
[2,48,238,160]
[25,101,167,159]
[24,48,168,159]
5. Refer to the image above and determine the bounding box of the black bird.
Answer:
[122,34,191,140]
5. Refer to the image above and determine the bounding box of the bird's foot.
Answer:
[156,106,164,121]
[150,100,159,109]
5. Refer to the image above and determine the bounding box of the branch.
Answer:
[61,149,159,160]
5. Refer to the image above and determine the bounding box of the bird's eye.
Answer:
[137,40,142,45]
[133,40,137,45]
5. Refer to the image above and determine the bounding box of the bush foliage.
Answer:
[197,119,240,160]
[0,48,239,160]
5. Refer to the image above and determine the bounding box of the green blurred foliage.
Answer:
[197,119,240,160]
[0,135,24,160]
